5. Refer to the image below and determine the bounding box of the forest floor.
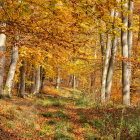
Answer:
[0,86,139,140]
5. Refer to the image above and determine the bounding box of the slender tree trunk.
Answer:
[56,67,60,89]
[4,38,19,97]
[0,32,6,97]
[99,33,105,64]
[31,70,36,93]
[100,10,114,103]
[19,61,25,98]
[72,73,76,89]
[91,37,97,92]
[121,0,130,105]
[106,38,118,100]
[106,8,119,100]
[68,75,73,87]
[90,73,95,92]
[128,0,133,84]
[34,65,41,94]
[83,80,85,89]
[40,67,45,91]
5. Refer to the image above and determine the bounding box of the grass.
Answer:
[73,91,96,108]
[78,111,89,123]
[41,112,53,118]
[54,121,74,140]
[55,110,69,120]
[23,132,33,138]
[4,123,14,129]
[84,133,100,140]
[34,96,67,107]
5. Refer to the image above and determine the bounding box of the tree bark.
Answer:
[90,36,97,92]
[99,33,105,64]
[56,67,60,89]
[4,39,18,97]
[100,10,114,103]
[72,73,76,89]
[19,61,25,98]
[40,67,45,91]
[106,8,119,100]
[31,70,36,93]
[128,0,133,84]
[68,75,73,87]
[34,65,41,94]
[0,33,6,97]
[121,0,130,105]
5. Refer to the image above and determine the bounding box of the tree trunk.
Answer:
[90,73,95,92]
[68,75,73,87]
[121,0,130,105]
[40,67,45,91]
[99,33,105,64]
[56,67,60,89]
[34,65,41,94]
[106,9,119,100]
[106,38,118,100]
[0,33,6,97]
[19,61,25,98]
[4,41,18,97]
[31,70,36,93]
[91,37,97,92]
[72,73,76,89]
[128,0,133,84]
[100,10,114,103]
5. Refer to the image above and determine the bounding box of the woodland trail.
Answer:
[0,88,140,139]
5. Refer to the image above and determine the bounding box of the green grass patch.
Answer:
[41,112,53,118]
[55,110,69,120]
[23,132,33,138]
[4,123,14,129]
[73,92,95,108]
[54,121,74,139]
[52,100,66,107]
[89,119,105,131]
[38,131,46,137]
[47,120,57,125]
[84,133,100,140]
[35,97,67,107]
[78,111,88,123]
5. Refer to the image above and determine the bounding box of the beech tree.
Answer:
[19,61,25,98]
[4,36,19,97]
[121,0,130,105]
[128,0,133,84]
[101,10,115,103]
[106,7,119,100]
[34,65,41,95]
[0,25,6,97]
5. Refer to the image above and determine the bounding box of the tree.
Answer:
[34,65,41,95]
[4,36,19,97]
[106,6,119,100]
[56,67,60,89]
[101,9,115,103]
[19,61,25,98]
[128,0,133,84]
[0,25,6,97]
[121,0,130,105]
